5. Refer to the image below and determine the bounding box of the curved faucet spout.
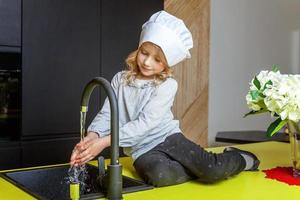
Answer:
[80,77,122,200]
[81,77,119,165]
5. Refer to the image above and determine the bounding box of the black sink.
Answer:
[0,164,153,200]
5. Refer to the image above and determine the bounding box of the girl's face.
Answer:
[136,42,167,79]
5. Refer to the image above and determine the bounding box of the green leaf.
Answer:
[253,76,261,90]
[266,118,287,137]
[250,90,261,100]
[271,64,280,72]
[244,109,268,118]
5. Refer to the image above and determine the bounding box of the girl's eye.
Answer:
[155,58,161,63]
[140,50,148,55]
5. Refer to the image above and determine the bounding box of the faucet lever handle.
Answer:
[98,156,106,177]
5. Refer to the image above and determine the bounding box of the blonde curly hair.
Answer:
[124,42,173,85]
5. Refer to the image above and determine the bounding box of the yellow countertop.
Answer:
[1,141,300,200]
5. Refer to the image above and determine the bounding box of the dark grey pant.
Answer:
[133,133,246,187]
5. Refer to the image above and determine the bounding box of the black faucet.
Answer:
[80,77,122,200]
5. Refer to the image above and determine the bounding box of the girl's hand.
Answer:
[70,132,99,166]
[70,132,111,166]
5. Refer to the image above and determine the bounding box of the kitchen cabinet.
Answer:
[0,141,21,169]
[22,0,163,137]
[0,0,21,49]
[22,0,101,137]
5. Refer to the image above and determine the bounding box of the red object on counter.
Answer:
[263,167,300,186]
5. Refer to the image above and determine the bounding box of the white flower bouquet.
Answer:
[245,65,300,136]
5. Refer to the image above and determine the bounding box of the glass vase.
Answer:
[287,120,300,178]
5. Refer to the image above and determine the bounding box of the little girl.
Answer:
[70,10,260,187]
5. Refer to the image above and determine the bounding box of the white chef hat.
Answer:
[139,10,193,67]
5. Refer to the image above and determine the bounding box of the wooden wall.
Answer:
[165,0,210,147]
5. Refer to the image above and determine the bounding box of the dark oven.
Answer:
[0,52,21,140]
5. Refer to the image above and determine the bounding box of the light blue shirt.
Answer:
[88,71,181,160]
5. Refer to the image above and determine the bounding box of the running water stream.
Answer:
[66,111,89,194]
[80,111,87,141]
